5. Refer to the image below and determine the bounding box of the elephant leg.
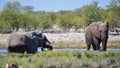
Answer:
[101,39,108,51]
[41,44,47,51]
[27,46,36,54]
[32,47,37,54]
[85,38,90,50]
[92,42,96,50]
[98,40,101,50]
[93,37,101,50]
[86,42,91,51]
[8,45,30,53]
[41,47,45,51]
[47,46,53,51]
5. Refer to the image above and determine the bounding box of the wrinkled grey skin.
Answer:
[85,21,109,51]
[5,31,52,54]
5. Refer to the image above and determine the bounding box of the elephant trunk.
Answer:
[101,38,108,51]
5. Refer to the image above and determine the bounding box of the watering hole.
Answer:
[0,48,120,55]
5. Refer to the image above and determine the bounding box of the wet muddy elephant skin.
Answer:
[85,21,109,51]
[6,31,52,53]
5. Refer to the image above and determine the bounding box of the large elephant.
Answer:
[85,21,109,51]
[5,31,52,53]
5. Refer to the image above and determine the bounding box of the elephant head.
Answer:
[36,32,53,51]
[99,21,109,39]
[27,32,53,51]
[90,21,109,39]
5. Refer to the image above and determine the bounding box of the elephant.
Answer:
[5,31,53,53]
[85,21,109,51]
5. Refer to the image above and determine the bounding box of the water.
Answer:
[0,49,8,55]
[52,48,120,52]
[0,48,120,55]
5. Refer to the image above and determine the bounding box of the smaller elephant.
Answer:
[5,31,52,53]
[85,21,109,51]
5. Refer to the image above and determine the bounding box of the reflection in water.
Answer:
[0,48,120,55]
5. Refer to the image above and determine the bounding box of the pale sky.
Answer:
[0,0,111,12]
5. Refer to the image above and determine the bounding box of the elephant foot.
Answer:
[41,48,44,51]
[99,48,106,51]
[47,46,53,51]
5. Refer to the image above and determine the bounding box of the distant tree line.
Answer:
[0,0,120,33]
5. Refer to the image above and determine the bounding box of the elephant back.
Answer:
[6,33,27,48]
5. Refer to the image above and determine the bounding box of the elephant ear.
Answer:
[104,21,109,29]
[38,32,44,39]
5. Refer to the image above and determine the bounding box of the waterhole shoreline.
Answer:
[0,48,120,55]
